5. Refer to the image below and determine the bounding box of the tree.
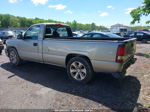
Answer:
[0,14,108,30]
[130,0,150,24]
[131,26,150,30]
[19,17,27,27]
[10,16,20,27]
[0,14,11,28]
[91,23,96,31]
[72,20,78,31]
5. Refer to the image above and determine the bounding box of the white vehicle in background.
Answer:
[13,30,25,37]
[0,30,15,44]
[110,24,131,37]
[73,32,83,37]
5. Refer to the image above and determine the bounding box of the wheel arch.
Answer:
[65,53,93,69]
[7,46,18,56]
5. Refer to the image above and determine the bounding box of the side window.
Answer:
[136,32,144,36]
[57,27,68,37]
[92,34,103,38]
[129,33,134,37]
[45,27,53,37]
[82,34,92,38]
[24,25,40,40]
[45,25,71,38]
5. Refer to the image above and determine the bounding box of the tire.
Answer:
[8,48,22,66]
[67,57,94,84]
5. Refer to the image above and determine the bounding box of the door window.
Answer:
[24,25,41,39]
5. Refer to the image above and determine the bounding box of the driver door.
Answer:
[17,25,42,62]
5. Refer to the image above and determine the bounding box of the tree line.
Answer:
[130,0,150,24]
[0,14,108,31]
[131,26,150,30]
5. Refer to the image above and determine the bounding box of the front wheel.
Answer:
[67,57,94,84]
[8,48,22,66]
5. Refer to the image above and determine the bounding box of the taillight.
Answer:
[116,45,126,63]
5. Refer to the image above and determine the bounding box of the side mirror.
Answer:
[17,33,24,39]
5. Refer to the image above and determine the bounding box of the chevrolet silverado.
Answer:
[5,23,136,83]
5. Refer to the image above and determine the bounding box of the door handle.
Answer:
[33,43,38,46]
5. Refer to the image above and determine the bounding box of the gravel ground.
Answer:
[0,43,150,112]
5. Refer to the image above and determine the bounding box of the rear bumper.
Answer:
[112,58,137,78]
[92,60,122,73]
[122,57,137,72]
[92,57,137,73]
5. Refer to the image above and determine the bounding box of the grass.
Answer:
[144,53,150,58]
[144,104,150,108]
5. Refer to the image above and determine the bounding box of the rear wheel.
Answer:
[67,57,94,84]
[8,48,22,66]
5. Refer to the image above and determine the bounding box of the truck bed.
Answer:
[50,37,136,43]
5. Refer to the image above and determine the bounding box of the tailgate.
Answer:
[121,38,136,60]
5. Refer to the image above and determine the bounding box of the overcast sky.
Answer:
[0,0,149,27]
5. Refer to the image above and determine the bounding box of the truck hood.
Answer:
[6,38,17,45]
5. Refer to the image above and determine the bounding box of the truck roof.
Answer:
[32,23,69,26]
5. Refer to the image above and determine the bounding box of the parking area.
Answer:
[0,43,150,111]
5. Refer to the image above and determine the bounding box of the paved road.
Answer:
[0,50,141,112]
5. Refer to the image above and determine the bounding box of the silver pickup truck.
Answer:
[5,23,136,83]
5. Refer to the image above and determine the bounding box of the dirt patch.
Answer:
[128,43,150,108]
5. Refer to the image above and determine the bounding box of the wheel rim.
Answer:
[9,50,17,64]
[70,61,87,81]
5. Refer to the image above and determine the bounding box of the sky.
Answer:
[0,0,149,27]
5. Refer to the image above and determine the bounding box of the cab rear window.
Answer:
[45,25,72,38]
